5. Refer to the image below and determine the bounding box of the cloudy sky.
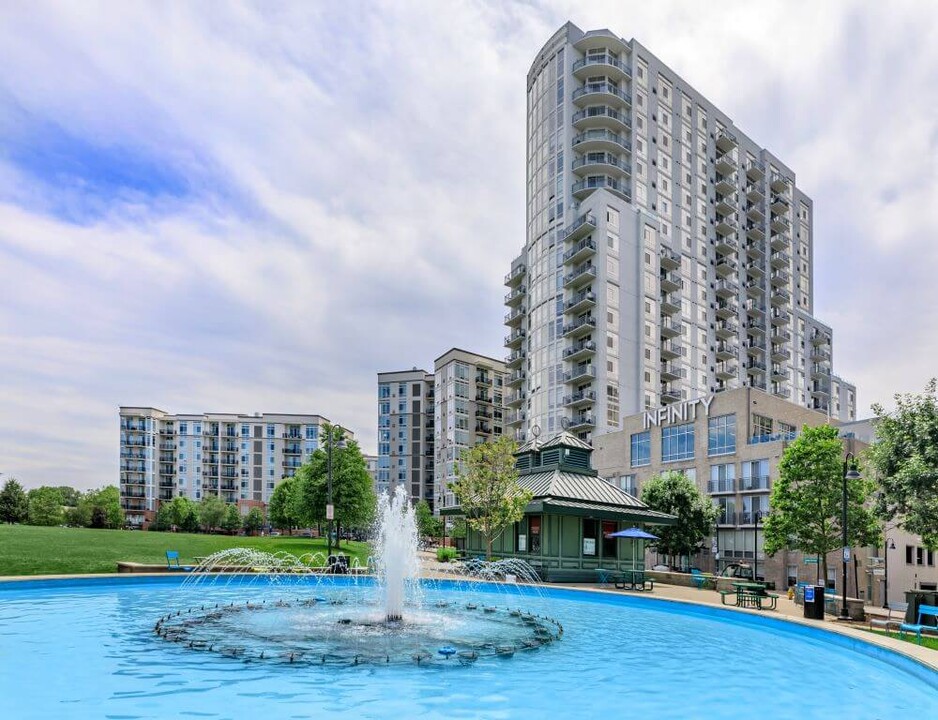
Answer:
[1,1,935,490]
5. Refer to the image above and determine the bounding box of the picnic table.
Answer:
[721,582,778,610]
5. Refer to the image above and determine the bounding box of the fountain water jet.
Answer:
[373,485,420,622]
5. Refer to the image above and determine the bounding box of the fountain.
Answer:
[152,486,562,666]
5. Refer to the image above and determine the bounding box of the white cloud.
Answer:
[0,1,935,488]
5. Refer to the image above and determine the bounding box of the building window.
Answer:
[630,431,651,467]
[906,545,914,564]
[379,384,390,399]
[662,423,695,463]
[752,414,773,440]
[305,425,318,440]
[266,424,275,438]
[708,414,736,456]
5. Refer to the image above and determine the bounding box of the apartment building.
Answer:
[376,369,435,506]
[592,387,869,594]
[433,348,508,509]
[118,409,337,528]
[504,22,856,446]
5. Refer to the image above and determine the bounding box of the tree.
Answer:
[294,425,376,543]
[415,499,442,538]
[0,478,28,523]
[76,486,123,529]
[198,495,226,533]
[451,436,532,559]
[27,487,64,526]
[640,470,717,568]
[268,477,302,532]
[221,504,241,533]
[764,424,880,584]
[166,496,200,533]
[243,506,265,535]
[151,503,174,532]
[54,486,82,508]
[868,379,938,549]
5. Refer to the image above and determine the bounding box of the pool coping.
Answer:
[1,571,936,676]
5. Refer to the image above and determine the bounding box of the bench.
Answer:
[899,604,938,645]
[869,602,909,636]
[719,589,738,605]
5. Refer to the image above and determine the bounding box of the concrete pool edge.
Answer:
[1,572,936,680]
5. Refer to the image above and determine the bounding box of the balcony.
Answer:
[745,202,765,223]
[572,105,631,133]
[772,329,792,344]
[506,369,525,387]
[661,362,686,382]
[745,222,766,243]
[769,232,790,252]
[715,341,737,360]
[812,330,832,346]
[747,360,767,374]
[475,391,492,404]
[745,340,766,355]
[716,300,738,319]
[572,176,630,202]
[715,149,737,174]
[773,384,791,398]
[565,289,596,314]
[770,214,791,234]
[504,264,526,287]
[812,348,832,362]
[715,234,737,255]
[770,288,791,305]
[564,390,596,408]
[572,152,630,178]
[475,372,491,386]
[572,53,631,82]
[715,256,737,277]
[572,129,630,154]
[506,349,526,369]
[661,386,682,404]
[572,81,631,108]
[770,193,790,214]
[660,340,687,359]
[770,251,790,269]
[715,320,738,339]
[504,328,526,349]
[740,475,771,492]
[715,173,737,195]
[562,315,596,339]
[564,339,597,362]
[745,239,765,261]
[563,262,597,288]
[771,346,792,362]
[771,365,789,381]
[770,269,790,286]
[661,320,682,339]
[506,410,526,425]
[504,284,526,306]
[745,158,766,181]
[716,128,738,152]
[745,320,766,337]
[811,364,832,380]
[660,293,682,315]
[504,305,526,326]
[563,237,597,265]
[568,414,595,431]
[745,183,765,202]
[716,362,737,380]
[771,308,791,325]
[660,270,683,292]
[475,406,493,420]
[715,278,738,298]
[506,391,526,407]
[660,247,681,270]
[475,423,492,435]
[770,172,791,193]
[563,212,598,242]
[708,478,736,494]
[564,365,596,384]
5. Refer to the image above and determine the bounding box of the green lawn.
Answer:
[0,524,371,576]
[866,627,938,651]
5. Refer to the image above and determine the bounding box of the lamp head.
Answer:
[845,468,861,480]
[888,540,896,550]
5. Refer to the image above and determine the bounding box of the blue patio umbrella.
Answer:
[605,527,659,572]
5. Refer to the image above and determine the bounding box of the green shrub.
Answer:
[436,547,458,563]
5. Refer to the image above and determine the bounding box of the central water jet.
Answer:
[374,485,420,622]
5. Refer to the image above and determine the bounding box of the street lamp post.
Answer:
[882,537,896,609]
[753,511,762,582]
[841,453,861,620]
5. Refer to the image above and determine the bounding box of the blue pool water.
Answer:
[0,576,936,719]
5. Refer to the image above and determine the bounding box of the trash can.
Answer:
[803,584,825,620]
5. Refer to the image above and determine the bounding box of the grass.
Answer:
[0,524,371,576]
[866,627,938,651]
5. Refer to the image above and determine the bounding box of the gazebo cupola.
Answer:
[514,431,596,476]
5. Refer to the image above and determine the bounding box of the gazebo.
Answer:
[441,432,675,582]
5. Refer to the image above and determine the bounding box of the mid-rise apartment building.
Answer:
[592,387,867,594]
[376,369,435,506]
[505,22,855,445]
[118,408,336,527]
[433,348,508,509]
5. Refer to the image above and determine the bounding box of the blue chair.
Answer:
[690,568,706,589]
[165,550,193,572]
[899,604,938,645]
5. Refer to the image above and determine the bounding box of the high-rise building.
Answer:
[432,348,508,509]
[118,408,338,527]
[376,369,435,506]
[505,22,856,444]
